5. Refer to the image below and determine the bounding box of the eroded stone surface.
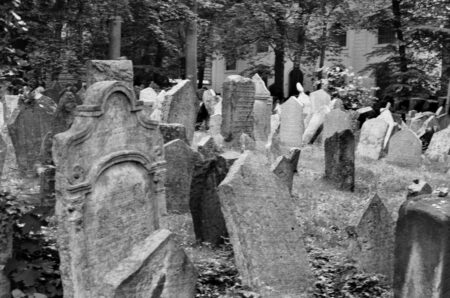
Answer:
[406,180,432,199]
[86,60,134,87]
[323,109,352,140]
[356,118,389,160]
[271,148,300,194]
[218,151,312,296]
[386,129,422,167]
[159,123,188,144]
[425,126,450,162]
[309,89,331,114]
[303,105,329,145]
[280,97,303,147]
[252,74,272,147]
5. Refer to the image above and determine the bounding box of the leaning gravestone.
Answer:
[323,109,352,140]
[86,60,134,87]
[164,139,197,213]
[252,74,272,148]
[394,193,450,297]
[425,126,450,162]
[139,87,158,106]
[386,129,422,167]
[162,80,198,143]
[280,96,304,147]
[309,89,331,114]
[221,75,255,142]
[351,194,395,282]
[356,118,389,160]
[377,108,396,150]
[53,81,196,297]
[271,147,301,194]
[324,129,355,191]
[8,100,54,175]
[302,105,330,144]
[218,151,312,296]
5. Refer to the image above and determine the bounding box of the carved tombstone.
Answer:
[386,129,422,167]
[280,97,304,147]
[252,74,272,148]
[86,60,134,88]
[161,80,198,143]
[351,194,395,282]
[324,130,355,191]
[221,75,255,142]
[356,118,389,160]
[164,139,197,213]
[53,81,196,298]
[271,147,301,194]
[218,151,312,296]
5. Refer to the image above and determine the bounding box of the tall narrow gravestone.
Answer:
[386,129,422,167]
[221,75,255,142]
[280,96,304,147]
[218,151,312,296]
[252,74,272,148]
[324,129,355,191]
[161,80,198,143]
[356,118,389,160]
[394,194,450,298]
[53,81,196,297]
[323,109,352,140]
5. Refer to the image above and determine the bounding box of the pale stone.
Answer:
[309,89,331,114]
[139,87,158,106]
[221,75,255,141]
[4,95,18,122]
[425,126,450,162]
[377,109,396,149]
[357,118,389,160]
[303,105,330,145]
[218,151,312,296]
[164,139,196,213]
[238,133,256,152]
[406,180,432,199]
[208,114,222,136]
[323,109,352,140]
[53,81,192,297]
[280,97,303,147]
[252,76,272,148]
[202,89,217,115]
[162,80,198,143]
[252,74,271,97]
[271,147,301,193]
[86,60,134,87]
[197,135,220,159]
[386,129,422,167]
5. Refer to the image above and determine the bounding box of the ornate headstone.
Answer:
[271,147,301,194]
[221,75,255,142]
[386,129,422,167]
[280,96,303,147]
[356,118,389,160]
[394,194,450,297]
[323,109,352,140]
[218,151,312,296]
[162,80,198,143]
[86,60,134,87]
[252,74,272,147]
[53,81,196,297]
[324,129,355,191]
[164,139,197,213]
[351,195,394,282]
[425,126,450,162]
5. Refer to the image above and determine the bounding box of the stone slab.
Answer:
[386,129,422,167]
[356,118,389,160]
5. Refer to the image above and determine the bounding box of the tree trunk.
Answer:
[273,19,286,102]
[391,0,408,77]
[185,1,198,88]
[317,23,328,90]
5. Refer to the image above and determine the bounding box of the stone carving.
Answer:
[356,118,389,160]
[86,60,134,87]
[53,81,195,297]
[218,151,312,296]
[386,129,422,167]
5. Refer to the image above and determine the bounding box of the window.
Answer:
[256,40,269,53]
[225,57,237,70]
[330,24,347,47]
[378,26,396,44]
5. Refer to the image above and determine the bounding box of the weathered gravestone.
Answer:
[164,139,197,213]
[377,108,396,149]
[139,87,158,106]
[162,80,198,143]
[218,151,312,296]
[159,123,188,144]
[190,154,228,246]
[309,89,331,114]
[356,118,389,160]
[197,135,221,159]
[53,81,196,297]
[425,126,450,162]
[394,193,450,297]
[324,129,355,191]
[86,60,134,87]
[252,74,272,148]
[386,129,422,167]
[406,179,432,199]
[349,194,394,282]
[303,105,330,145]
[280,96,304,147]
[271,147,301,194]
[221,75,255,142]
[323,109,352,140]
[8,100,54,175]
[4,95,18,122]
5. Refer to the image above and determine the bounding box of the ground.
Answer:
[162,142,449,298]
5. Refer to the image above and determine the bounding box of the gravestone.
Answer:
[4,95,18,122]
[309,89,331,113]
[159,123,188,144]
[238,133,256,152]
[386,129,422,167]
[42,81,64,104]
[252,74,272,147]
[351,195,395,282]
[139,87,158,106]
[280,96,304,147]
[162,80,198,143]
[208,114,222,137]
[86,60,134,87]
[425,126,450,162]
[8,100,54,175]
[406,180,432,199]
[53,81,196,297]
[324,130,355,191]
[377,109,396,150]
[197,135,220,159]
[190,156,228,246]
[356,118,389,160]
[203,89,222,116]
[164,139,197,213]
[271,147,301,194]
[394,194,450,297]
[303,105,330,144]
[221,75,255,142]
[323,109,352,140]
[218,151,312,296]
